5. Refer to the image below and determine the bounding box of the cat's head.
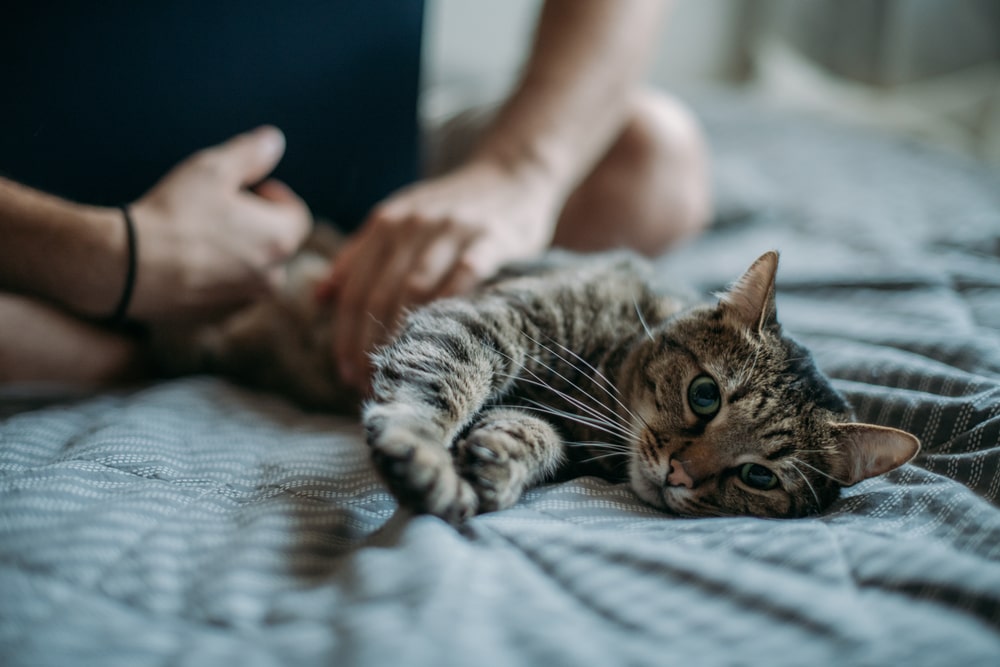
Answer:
[624,251,919,518]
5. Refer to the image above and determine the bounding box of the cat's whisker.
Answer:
[501,376,629,434]
[518,401,633,441]
[786,460,823,512]
[496,339,636,436]
[750,342,764,382]
[542,334,623,397]
[521,330,650,431]
[633,296,655,341]
[522,403,628,446]
[563,441,632,456]
[524,360,640,429]
[564,440,633,453]
[789,456,849,487]
[734,343,754,386]
[515,333,631,424]
[490,344,569,401]
[528,353,617,417]
[579,451,630,465]
[496,369,635,440]
[738,341,763,387]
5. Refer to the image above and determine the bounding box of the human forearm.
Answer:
[0,177,126,319]
[0,127,311,325]
[470,0,670,195]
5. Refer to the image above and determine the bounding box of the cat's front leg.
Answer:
[363,302,526,523]
[456,408,564,513]
[366,408,480,523]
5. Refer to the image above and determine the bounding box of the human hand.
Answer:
[128,126,311,322]
[322,160,563,390]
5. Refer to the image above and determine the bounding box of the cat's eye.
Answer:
[687,375,721,418]
[739,463,779,491]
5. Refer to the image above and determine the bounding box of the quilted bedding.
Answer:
[2,94,999,666]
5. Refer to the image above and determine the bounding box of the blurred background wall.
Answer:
[423,0,1000,164]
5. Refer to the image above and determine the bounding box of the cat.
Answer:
[153,227,359,410]
[156,244,921,522]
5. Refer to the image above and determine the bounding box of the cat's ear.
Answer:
[719,251,779,333]
[830,423,921,486]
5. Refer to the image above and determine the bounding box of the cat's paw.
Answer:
[456,429,532,513]
[370,426,479,524]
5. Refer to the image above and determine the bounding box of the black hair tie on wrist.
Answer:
[104,204,137,326]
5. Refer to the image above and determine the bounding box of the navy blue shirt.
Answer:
[0,1,424,228]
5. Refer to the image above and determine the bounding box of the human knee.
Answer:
[617,90,712,248]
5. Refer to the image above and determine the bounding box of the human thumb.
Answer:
[213,125,287,187]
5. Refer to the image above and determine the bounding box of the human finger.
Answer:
[349,253,419,391]
[323,191,412,290]
[397,229,469,307]
[247,178,313,256]
[198,125,287,188]
[350,222,449,383]
[437,239,502,298]
[321,228,367,297]
[315,232,364,303]
[332,229,395,388]
[253,177,300,205]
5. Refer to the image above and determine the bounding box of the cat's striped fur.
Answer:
[363,251,919,522]
[157,247,920,522]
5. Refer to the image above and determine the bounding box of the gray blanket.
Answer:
[2,95,999,666]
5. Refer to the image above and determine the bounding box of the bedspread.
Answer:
[2,94,999,666]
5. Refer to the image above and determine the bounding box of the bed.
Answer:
[2,93,999,666]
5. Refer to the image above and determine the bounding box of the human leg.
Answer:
[0,292,146,385]
[552,88,712,256]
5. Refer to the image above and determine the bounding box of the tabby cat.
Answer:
[158,246,920,522]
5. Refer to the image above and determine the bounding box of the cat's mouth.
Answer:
[629,456,708,516]
[629,452,685,513]
[627,429,707,514]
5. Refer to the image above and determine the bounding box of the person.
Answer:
[0,0,709,390]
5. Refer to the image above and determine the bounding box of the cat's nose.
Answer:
[666,460,694,489]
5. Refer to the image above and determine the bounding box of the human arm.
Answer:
[0,292,145,385]
[0,126,312,324]
[328,0,672,388]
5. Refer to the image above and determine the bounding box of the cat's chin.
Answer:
[628,456,672,512]
[629,455,708,516]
